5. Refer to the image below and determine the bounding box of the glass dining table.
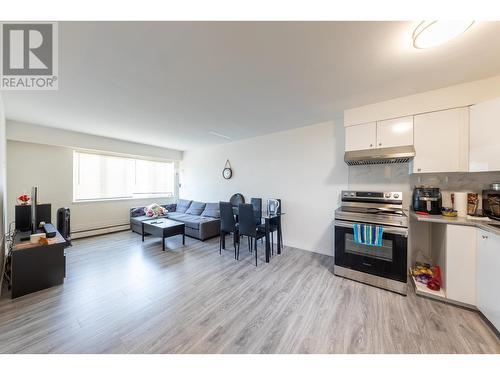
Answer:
[231,206,285,263]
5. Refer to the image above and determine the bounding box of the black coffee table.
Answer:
[141,218,185,251]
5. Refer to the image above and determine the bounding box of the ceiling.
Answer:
[3,21,500,151]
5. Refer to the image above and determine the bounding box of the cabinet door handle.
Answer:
[369,144,373,147]
[482,235,488,239]
[417,168,421,172]
[379,143,382,146]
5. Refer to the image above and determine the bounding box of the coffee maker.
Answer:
[412,187,442,214]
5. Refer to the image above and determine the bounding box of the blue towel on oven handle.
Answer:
[353,224,383,246]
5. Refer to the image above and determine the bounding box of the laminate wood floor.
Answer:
[0,231,498,354]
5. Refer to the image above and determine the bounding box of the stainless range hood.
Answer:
[344,145,415,166]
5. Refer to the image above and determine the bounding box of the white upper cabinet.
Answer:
[469,97,500,172]
[345,117,414,152]
[413,107,469,174]
[477,229,500,331]
[345,122,376,151]
[376,116,414,148]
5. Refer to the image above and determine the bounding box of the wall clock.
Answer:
[222,159,232,180]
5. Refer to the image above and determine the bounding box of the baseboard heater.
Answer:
[71,223,131,239]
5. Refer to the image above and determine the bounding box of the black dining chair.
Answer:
[250,198,262,225]
[268,198,283,255]
[250,197,264,249]
[230,193,245,207]
[219,202,239,258]
[237,203,266,266]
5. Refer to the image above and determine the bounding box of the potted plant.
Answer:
[17,194,31,205]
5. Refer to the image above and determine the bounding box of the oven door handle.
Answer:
[334,220,408,237]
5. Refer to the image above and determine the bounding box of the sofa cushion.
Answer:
[180,215,203,230]
[130,215,150,225]
[201,202,220,218]
[166,212,186,221]
[185,201,206,216]
[176,199,192,213]
[167,212,219,230]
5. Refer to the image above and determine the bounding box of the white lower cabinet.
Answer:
[445,226,476,306]
[477,229,500,331]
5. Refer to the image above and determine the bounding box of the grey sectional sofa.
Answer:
[130,199,220,241]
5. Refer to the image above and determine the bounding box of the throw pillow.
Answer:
[201,202,220,218]
[163,203,177,212]
[176,199,192,213]
[185,201,206,216]
[130,207,146,217]
[145,203,167,218]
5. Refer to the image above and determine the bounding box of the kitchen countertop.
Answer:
[410,211,500,236]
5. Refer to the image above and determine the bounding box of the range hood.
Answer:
[344,145,415,166]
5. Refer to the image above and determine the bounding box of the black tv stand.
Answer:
[10,230,66,298]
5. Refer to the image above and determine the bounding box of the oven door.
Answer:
[334,220,408,283]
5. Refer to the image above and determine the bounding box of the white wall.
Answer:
[7,120,183,161]
[344,74,500,126]
[6,135,180,238]
[181,120,348,256]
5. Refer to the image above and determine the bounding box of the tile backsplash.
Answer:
[348,165,500,210]
[410,171,500,208]
[348,164,411,208]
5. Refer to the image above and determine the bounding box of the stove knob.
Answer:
[343,192,348,196]
[350,192,355,197]
[394,194,400,199]
[385,193,391,198]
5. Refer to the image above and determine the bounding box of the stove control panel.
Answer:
[341,191,403,202]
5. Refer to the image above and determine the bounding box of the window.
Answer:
[73,151,175,201]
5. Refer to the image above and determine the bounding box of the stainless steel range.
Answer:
[334,191,408,295]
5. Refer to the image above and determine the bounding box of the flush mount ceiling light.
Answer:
[412,21,475,49]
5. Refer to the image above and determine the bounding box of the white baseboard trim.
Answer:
[71,224,131,239]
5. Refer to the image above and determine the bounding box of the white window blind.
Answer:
[73,151,175,201]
